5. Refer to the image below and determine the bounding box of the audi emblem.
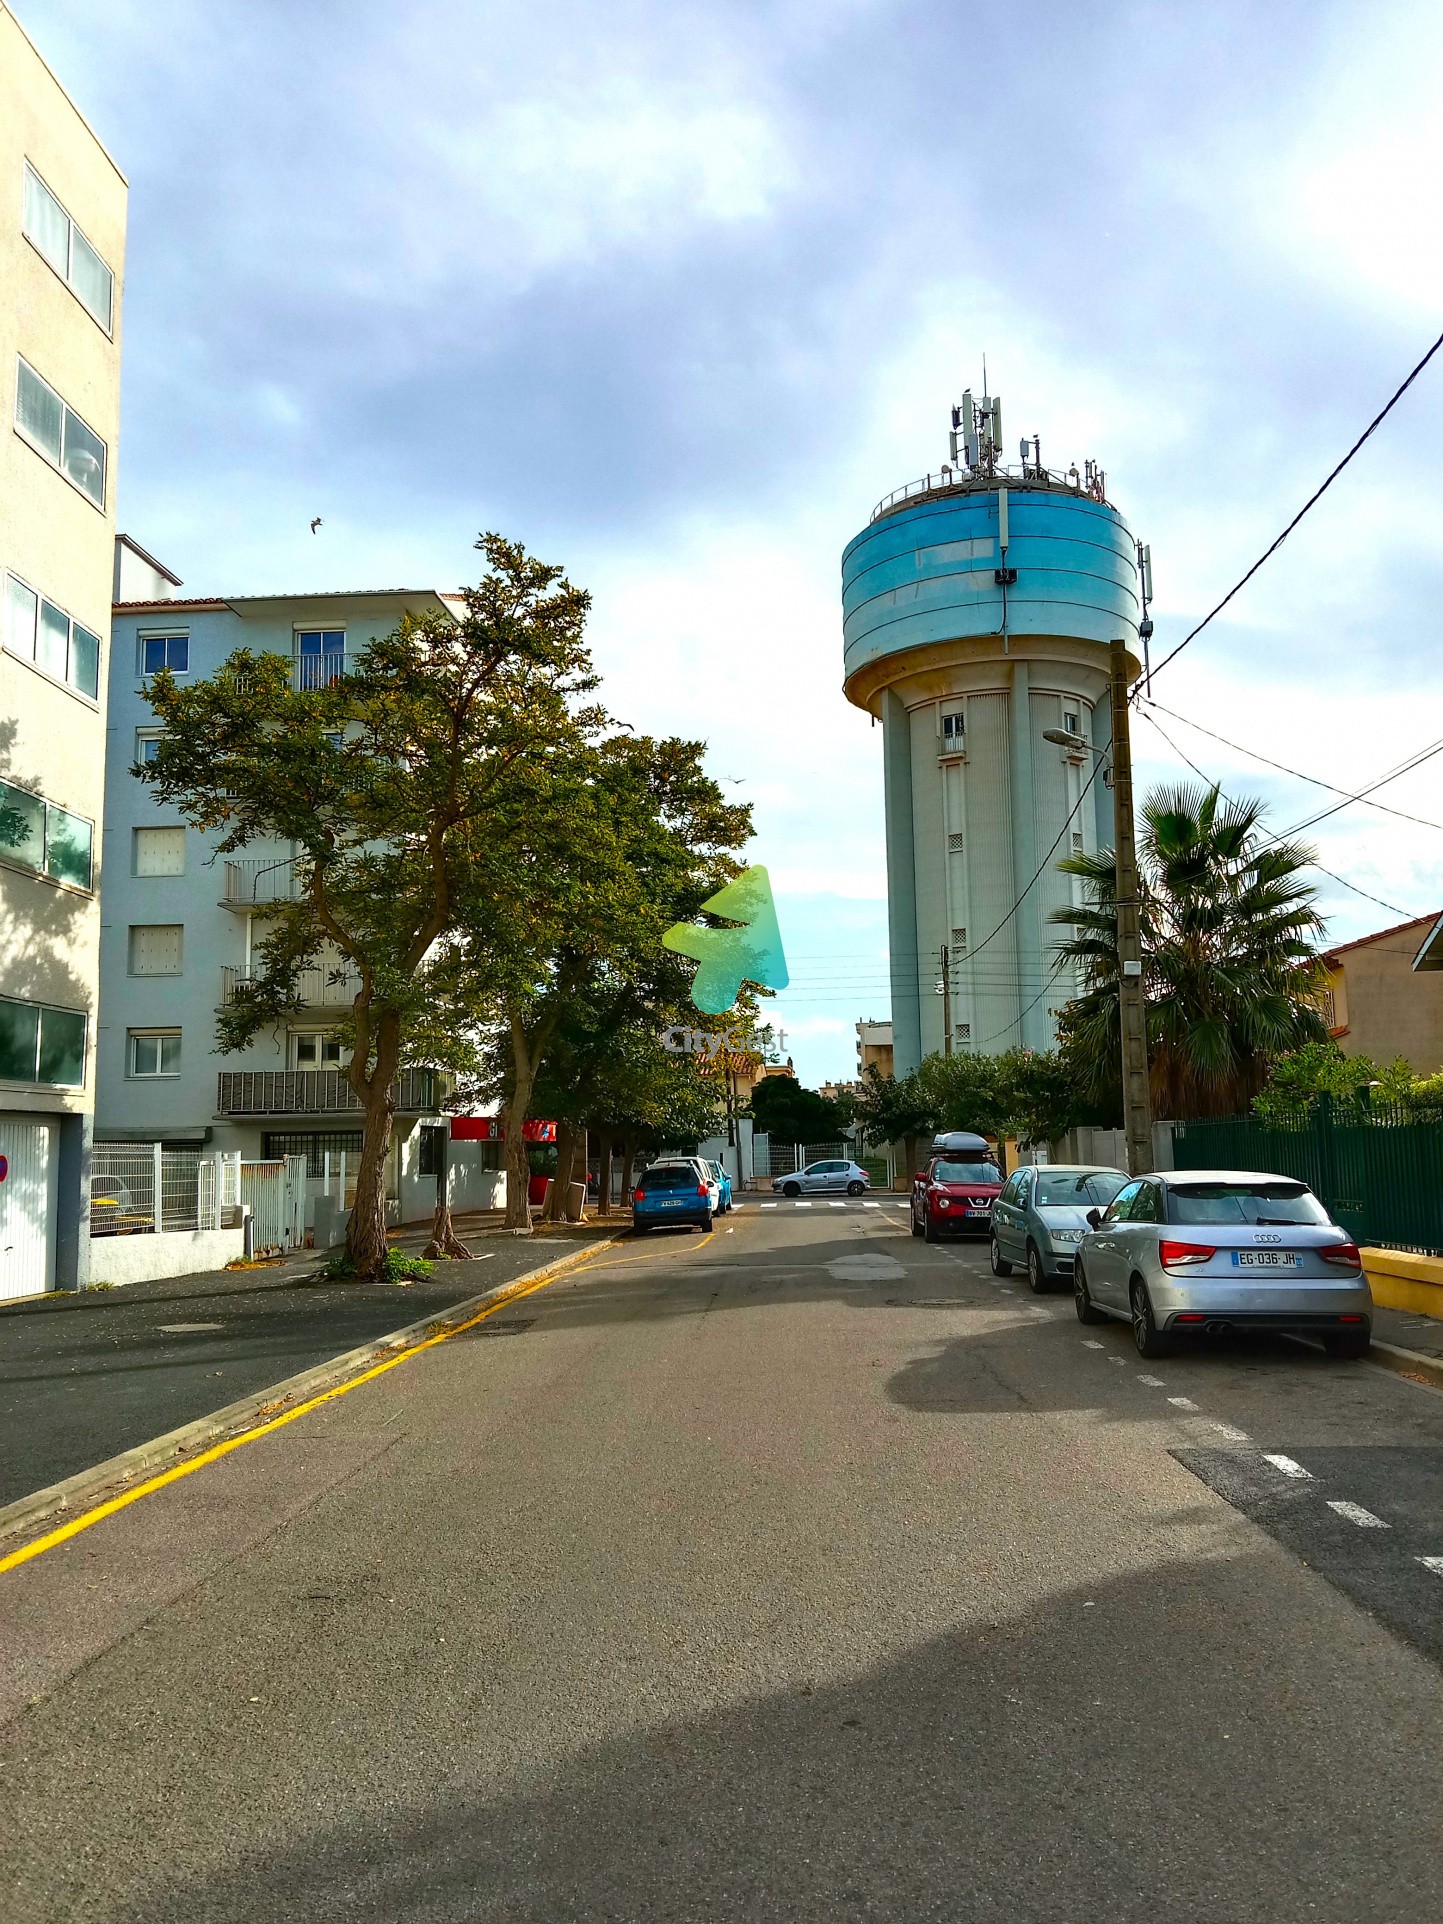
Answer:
[1253,1233,1282,1244]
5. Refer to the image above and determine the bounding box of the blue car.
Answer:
[632,1161,715,1233]
[703,1159,734,1214]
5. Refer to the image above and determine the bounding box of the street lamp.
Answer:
[1045,645,1154,1176]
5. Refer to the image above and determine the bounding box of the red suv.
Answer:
[911,1139,1004,1242]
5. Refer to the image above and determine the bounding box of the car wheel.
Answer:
[699,1211,714,1232]
[1074,1262,1106,1324]
[910,1208,923,1238]
[923,1214,939,1244]
[1027,1244,1049,1295]
[1130,1277,1170,1357]
[847,1180,864,1197]
[1322,1330,1370,1360]
[990,1235,1013,1277]
[782,1181,801,1198]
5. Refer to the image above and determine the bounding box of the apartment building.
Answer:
[101,569,473,1218]
[0,5,126,1296]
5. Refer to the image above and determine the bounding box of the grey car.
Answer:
[990,1164,1128,1293]
[772,1158,870,1198]
[1074,1168,1372,1359]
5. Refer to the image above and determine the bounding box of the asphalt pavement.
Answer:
[0,1225,615,1509]
[4,1201,1443,1921]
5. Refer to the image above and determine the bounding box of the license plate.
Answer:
[966,1208,989,1218]
[1230,1251,1303,1269]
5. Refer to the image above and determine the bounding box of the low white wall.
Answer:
[87,1226,248,1287]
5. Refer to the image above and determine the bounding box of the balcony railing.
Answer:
[221,856,300,909]
[216,1068,445,1116]
[291,652,357,692]
[220,964,361,1008]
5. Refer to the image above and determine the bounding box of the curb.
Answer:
[1368,1338,1443,1393]
[0,1235,619,1548]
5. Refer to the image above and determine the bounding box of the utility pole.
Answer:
[940,944,953,1056]
[1110,636,1154,1175]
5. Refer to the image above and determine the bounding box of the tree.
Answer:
[851,1066,938,1180]
[139,534,596,1280]
[447,730,750,1227]
[748,1075,849,1147]
[1053,782,1329,1119]
[1252,1040,1415,1121]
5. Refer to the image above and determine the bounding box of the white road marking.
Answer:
[1137,1375,1166,1387]
[1167,1396,1200,1411]
[894,1202,909,1208]
[794,1202,813,1209]
[1327,1500,1390,1530]
[760,1202,777,1208]
[157,1322,225,1334]
[1212,1424,1250,1442]
[829,1202,846,1209]
[999,1288,1014,1295]
[1082,1340,1105,1350]
[1418,1557,1443,1576]
[863,1201,880,1208]
[1108,1357,1126,1366]
[1262,1453,1311,1479]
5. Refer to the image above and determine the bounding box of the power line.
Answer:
[1148,323,1443,681]
[1141,698,1443,835]
[1135,707,1417,920]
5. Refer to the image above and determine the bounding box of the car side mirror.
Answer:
[1086,1208,1102,1229]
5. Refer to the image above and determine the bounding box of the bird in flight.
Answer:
[310,516,323,534]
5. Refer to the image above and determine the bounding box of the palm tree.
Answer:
[1052,782,1329,1119]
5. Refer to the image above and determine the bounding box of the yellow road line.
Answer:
[0,1248,605,1579]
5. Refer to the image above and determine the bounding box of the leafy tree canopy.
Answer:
[749,1075,850,1145]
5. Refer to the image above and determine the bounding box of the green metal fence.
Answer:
[1171,1099,1443,1255]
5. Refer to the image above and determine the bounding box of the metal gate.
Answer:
[0,1118,57,1300]
[241,1154,307,1254]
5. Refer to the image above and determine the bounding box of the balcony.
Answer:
[291,651,357,692]
[216,1068,445,1117]
[220,856,300,911]
[220,963,361,1008]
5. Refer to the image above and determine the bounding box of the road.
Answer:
[4,1200,1443,1921]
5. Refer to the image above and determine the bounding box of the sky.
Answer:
[21,0,1443,1084]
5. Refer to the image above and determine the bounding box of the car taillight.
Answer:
[1320,1241,1362,1268]
[1159,1240,1217,1268]
[633,1190,645,1203]
[698,1186,709,1198]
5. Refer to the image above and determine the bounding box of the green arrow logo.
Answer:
[663,866,789,1016]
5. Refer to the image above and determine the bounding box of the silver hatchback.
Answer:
[1074,1168,1372,1359]
[990,1164,1128,1293]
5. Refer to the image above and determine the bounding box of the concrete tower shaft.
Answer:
[842,474,1141,1078]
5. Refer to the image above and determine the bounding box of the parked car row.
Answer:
[631,1156,733,1233]
[908,1135,1372,1360]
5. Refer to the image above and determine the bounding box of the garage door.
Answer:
[0,1118,57,1300]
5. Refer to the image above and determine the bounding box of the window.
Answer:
[1063,710,1080,735]
[261,1130,363,1178]
[295,629,346,690]
[15,358,107,506]
[129,925,184,975]
[951,926,967,949]
[134,827,185,876]
[136,729,164,765]
[941,712,965,753]
[22,164,114,330]
[141,633,189,676]
[129,1030,181,1077]
[0,779,93,889]
[954,1022,971,1042]
[1071,832,1084,855]
[4,573,101,699]
[948,832,965,853]
[1107,1180,1141,1221]
[0,994,86,1087]
[291,1032,343,1070]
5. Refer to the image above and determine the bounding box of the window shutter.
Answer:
[129,925,184,974]
[134,827,185,875]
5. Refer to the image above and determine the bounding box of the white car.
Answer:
[771,1159,870,1198]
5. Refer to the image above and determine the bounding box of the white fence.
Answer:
[754,1139,849,1180]
[241,1155,308,1255]
[90,1145,244,1237]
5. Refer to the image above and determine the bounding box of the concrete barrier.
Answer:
[87,1226,247,1288]
[1361,1247,1443,1322]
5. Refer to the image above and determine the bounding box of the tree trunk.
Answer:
[424,1130,471,1260]
[620,1141,634,1212]
[596,1129,613,1218]
[546,1121,577,1222]
[566,1127,587,1221]
[502,1010,539,1230]
[344,1013,401,1279]
[901,1132,917,1191]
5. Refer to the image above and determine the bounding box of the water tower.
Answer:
[842,385,1147,1077]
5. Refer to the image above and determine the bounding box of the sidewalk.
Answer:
[0,1213,623,1514]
